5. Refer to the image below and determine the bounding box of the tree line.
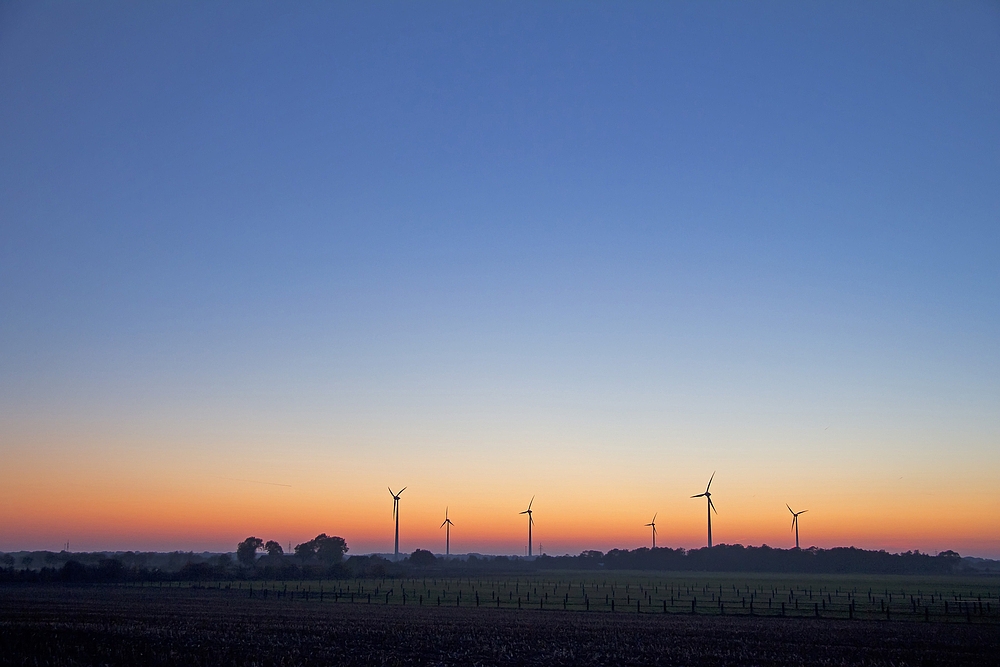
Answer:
[0,543,978,583]
[236,534,348,567]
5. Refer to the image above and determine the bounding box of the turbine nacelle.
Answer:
[690,471,717,513]
[691,472,717,548]
[388,487,406,518]
[520,495,534,525]
[521,496,535,556]
[787,504,808,549]
[388,486,407,559]
[645,513,658,548]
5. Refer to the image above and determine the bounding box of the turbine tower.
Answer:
[388,487,406,560]
[645,513,657,549]
[690,472,717,547]
[520,496,534,557]
[787,504,808,549]
[440,507,454,557]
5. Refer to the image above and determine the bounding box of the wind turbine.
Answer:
[787,505,808,549]
[520,496,534,557]
[690,472,717,547]
[440,507,454,557]
[645,513,657,549]
[388,487,406,560]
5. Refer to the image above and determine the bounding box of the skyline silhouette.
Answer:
[370,483,825,557]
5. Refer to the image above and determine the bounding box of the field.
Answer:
[2,572,999,666]
[136,571,998,622]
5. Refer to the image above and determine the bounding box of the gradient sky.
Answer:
[2,2,998,558]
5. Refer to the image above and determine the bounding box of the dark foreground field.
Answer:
[1,585,997,666]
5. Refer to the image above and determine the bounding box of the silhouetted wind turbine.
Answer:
[787,504,808,549]
[690,472,717,547]
[520,496,535,557]
[645,513,658,549]
[440,507,454,557]
[389,487,406,560]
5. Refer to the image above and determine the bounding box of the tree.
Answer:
[20,555,33,569]
[264,540,284,557]
[294,539,316,563]
[409,549,435,567]
[315,534,348,564]
[236,537,264,567]
[0,554,14,567]
[294,534,349,564]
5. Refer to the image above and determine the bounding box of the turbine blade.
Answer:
[441,520,447,528]
[399,487,406,495]
[652,513,657,523]
[528,495,534,510]
[709,497,717,514]
[706,471,715,492]
[801,509,808,514]
[787,504,793,514]
[691,493,705,498]
[388,487,395,496]
[519,510,528,514]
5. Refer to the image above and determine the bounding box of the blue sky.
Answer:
[1,2,998,555]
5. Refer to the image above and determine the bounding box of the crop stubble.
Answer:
[1,585,998,666]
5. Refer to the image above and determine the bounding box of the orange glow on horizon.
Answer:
[3,433,997,558]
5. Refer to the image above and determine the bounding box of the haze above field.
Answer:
[1,2,998,558]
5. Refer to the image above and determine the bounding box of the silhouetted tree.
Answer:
[0,554,13,567]
[315,534,348,564]
[237,537,264,567]
[20,556,33,569]
[294,539,316,563]
[264,540,284,557]
[60,560,87,582]
[95,559,126,582]
[293,534,348,564]
[409,549,436,567]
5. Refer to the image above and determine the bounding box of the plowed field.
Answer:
[1,585,997,666]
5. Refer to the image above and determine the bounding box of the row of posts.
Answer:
[234,585,988,622]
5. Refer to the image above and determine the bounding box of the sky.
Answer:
[1,1,998,558]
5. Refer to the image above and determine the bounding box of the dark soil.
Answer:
[0,585,997,666]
